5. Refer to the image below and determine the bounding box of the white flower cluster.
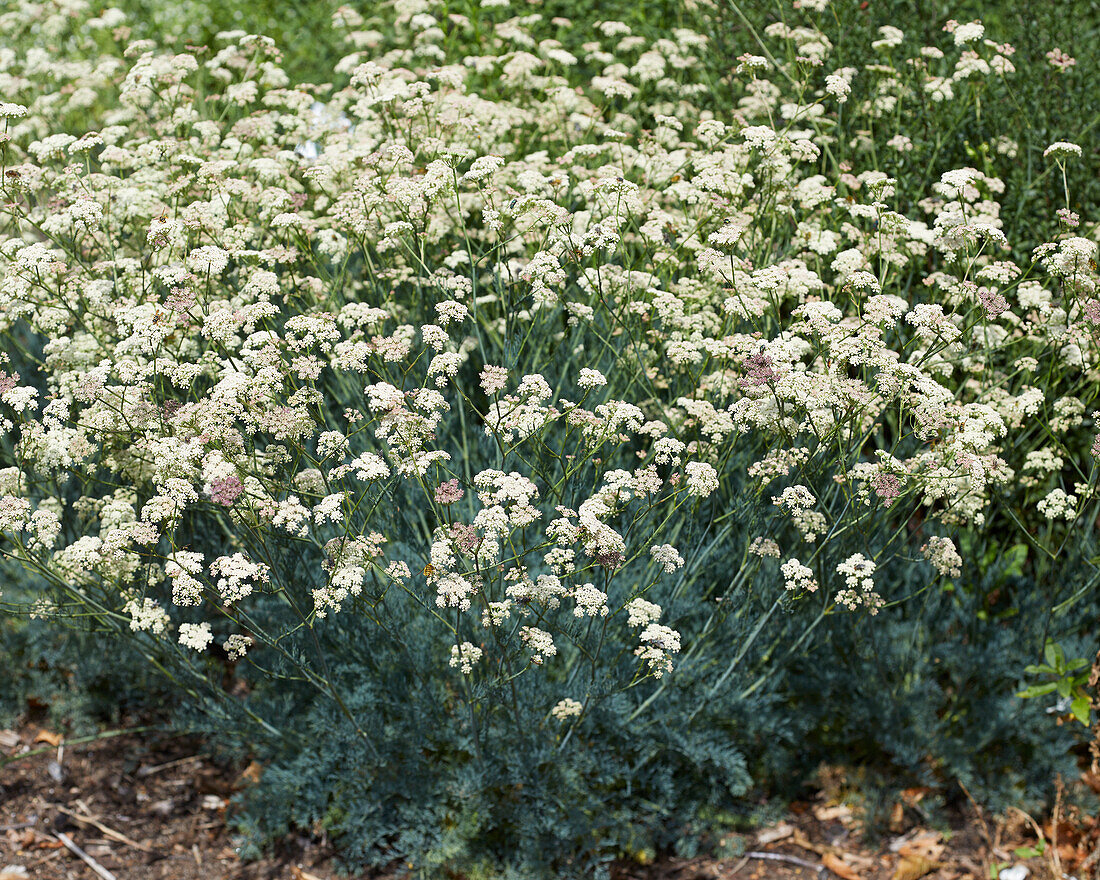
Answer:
[179,622,214,652]
[449,641,483,674]
[650,544,685,574]
[835,554,882,613]
[551,698,584,721]
[625,598,681,677]
[0,0,1093,724]
[921,536,962,578]
[209,554,270,604]
[781,559,818,593]
[772,487,828,543]
[520,627,557,665]
[635,625,682,678]
[1037,488,1077,521]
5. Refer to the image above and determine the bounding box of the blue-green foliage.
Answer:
[5,537,1094,875]
[790,565,1096,819]
[4,388,1096,875]
[154,525,1096,876]
[0,569,168,732]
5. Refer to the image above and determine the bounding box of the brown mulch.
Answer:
[1,723,338,880]
[2,723,1098,880]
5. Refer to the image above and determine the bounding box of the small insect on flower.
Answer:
[422,563,436,578]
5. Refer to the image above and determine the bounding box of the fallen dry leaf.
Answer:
[0,866,30,880]
[32,730,62,747]
[1055,843,1078,865]
[757,823,795,845]
[290,868,325,880]
[0,730,20,750]
[892,854,940,880]
[235,760,264,788]
[790,831,873,868]
[1044,820,1082,846]
[792,830,828,855]
[896,832,945,861]
[823,852,863,880]
[815,804,855,823]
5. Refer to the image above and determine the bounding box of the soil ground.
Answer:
[2,723,1098,880]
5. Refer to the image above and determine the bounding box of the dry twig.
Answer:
[50,804,154,854]
[135,754,204,778]
[53,832,118,880]
[745,850,825,873]
[1050,777,1065,879]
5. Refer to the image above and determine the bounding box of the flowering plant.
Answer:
[0,0,1097,872]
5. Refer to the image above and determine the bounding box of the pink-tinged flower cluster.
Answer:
[434,479,464,505]
[208,476,245,507]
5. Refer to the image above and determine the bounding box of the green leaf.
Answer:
[1043,641,1057,668]
[1016,683,1057,698]
[1071,696,1091,726]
